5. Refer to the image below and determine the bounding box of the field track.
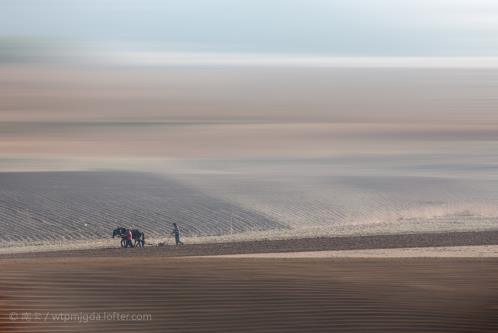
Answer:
[2,229,498,259]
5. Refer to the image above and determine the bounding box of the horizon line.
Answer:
[95,52,498,68]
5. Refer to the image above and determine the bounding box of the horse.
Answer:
[112,227,145,248]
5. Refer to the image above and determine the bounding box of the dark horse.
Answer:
[112,227,145,248]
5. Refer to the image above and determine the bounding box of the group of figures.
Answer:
[112,227,145,248]
[112,223,183,248]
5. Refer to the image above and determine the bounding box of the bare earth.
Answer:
[0,231,498,332]
[1,230,498,259]
[2,63,498,333]
[1,256,497,333]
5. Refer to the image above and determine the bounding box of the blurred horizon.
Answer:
[1,0,498,172]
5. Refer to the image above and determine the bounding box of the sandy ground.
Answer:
[0,256,497,333]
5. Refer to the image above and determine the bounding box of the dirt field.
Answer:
[1,256,497,333]
[2,229,498,259]
[2,170,498,253]
[2,230,498,332]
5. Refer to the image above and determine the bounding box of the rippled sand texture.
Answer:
[1,257,498,333]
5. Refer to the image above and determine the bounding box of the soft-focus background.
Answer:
[1,0,498,249]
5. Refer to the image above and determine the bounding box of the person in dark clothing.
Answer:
[171,223,184,245]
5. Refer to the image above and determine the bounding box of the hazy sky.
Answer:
[2,0,498,56]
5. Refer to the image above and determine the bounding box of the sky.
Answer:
[2,0,498,58]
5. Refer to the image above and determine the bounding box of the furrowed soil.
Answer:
[1,256,497,333]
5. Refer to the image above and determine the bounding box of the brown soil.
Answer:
[2,229,498,259]
[0,257,497,333]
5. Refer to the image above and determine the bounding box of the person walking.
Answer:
[171,223,184,245]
